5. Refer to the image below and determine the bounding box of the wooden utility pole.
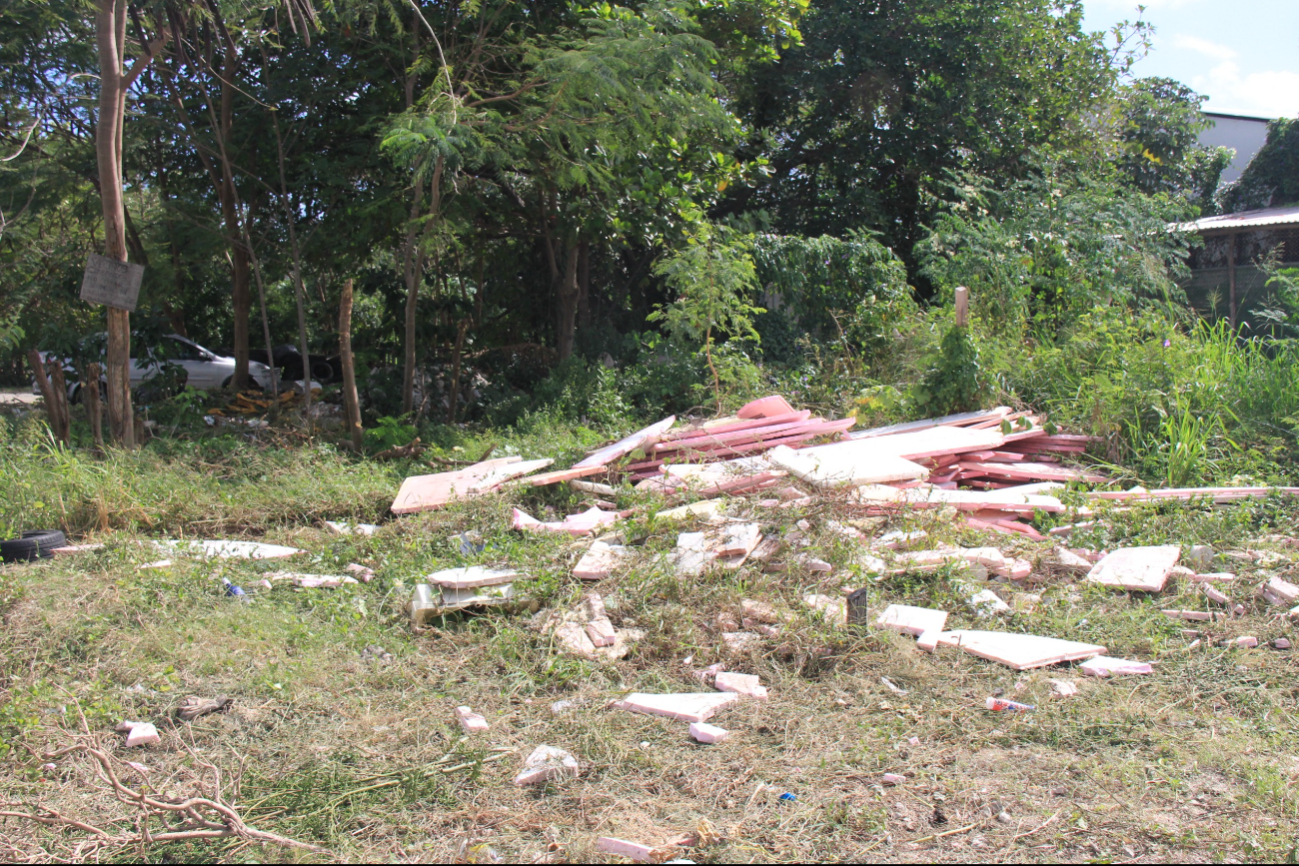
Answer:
[338,279,364,452]
[85,363,104,449]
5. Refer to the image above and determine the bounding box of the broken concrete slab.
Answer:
[118,721,160,748]
[803,594,847,627]
[1086,545,1181,592]
[266,571,360,588]
[573,541,629,581]
[1079,656,1152,677]
[738,395,796,419]
[1261,576,1299,604]
[717,523,762,558]
[689,722,729,744]
[767,444,928,489]
[1049,679,1078,697]
[936,630,1105,670]
[553,621,598,660]
[1055,548,1094,574]
[721,632,761,653]
[584,593,617,647]
[714,672,768,700]
[514,745,579,786]
[455,706,489,734]
[426,566,520,590]
[876,604,949,637]
[325,521,379,536]
[1161,609,1216,622]
[512,505,621,537]
[967,588,1010,616]
[656,499,727,522]
[612,692,740,723]
[158,539,301,560]
[595,837,660,863]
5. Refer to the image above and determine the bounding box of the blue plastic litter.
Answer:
[222,578,249,600]
[778,792,796,802]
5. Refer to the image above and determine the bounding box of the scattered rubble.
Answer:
[689,722,728,744]
[514,745,579,786]
[455,706,490,734]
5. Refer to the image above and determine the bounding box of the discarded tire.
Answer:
[0,530,67,563]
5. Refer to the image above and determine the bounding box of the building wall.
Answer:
[1200,113,1271,186]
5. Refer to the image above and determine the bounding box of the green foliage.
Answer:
[919,152,1197,337]
[649,225,764,409]
[1113,77,1226,208]
[1220,118,1299,212]
[749,232,913,364]
[914,326,985,416]
[365,416,419,452]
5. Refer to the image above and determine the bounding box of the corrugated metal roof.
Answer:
[1180,205,1299,233]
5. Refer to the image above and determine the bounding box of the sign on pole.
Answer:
[80,253,144,311]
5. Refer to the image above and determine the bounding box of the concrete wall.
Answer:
[1200,113,1271,186]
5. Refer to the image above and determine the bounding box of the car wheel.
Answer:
[0,530,67,563]
[221,376,233,389]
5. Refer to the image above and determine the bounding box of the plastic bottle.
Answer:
[985,697,1034,712]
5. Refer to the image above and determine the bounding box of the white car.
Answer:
[33,335,274,401]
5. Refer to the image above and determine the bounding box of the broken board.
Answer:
[876,603,949,636]
[612,692,740,723]
[767,444,928,489]
[426,566,520,590]
[573,416,676,469]
[1086,545,1181,592]
[391,457,524,514]
[936,629,1105,670]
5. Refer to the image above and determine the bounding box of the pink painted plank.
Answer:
[523,465,610,487]
[958,461,1107,483]
[391,458,526,513]
[661,411,810,442]
[573,416,676,469]
[655,414,818,453]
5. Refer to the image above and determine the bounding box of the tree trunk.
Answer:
[555,242,580,362]
[402,154,442,415]
[84,362,104,449]
[94,0,135,447]
[577,240,591,332]
[271,110,313,414]
[447,319,467,425]
[339,278,363,451]
[217,44,251,388]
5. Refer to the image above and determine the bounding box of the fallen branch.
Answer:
[2,733,323,857]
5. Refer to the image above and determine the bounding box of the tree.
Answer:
[1220,118,1299,212]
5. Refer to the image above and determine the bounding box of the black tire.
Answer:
[221,376,234,389]
[0,530,67,563]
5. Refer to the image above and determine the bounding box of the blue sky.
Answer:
[1081,0,1299,118]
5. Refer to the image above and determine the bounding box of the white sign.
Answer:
[80,253,144,311]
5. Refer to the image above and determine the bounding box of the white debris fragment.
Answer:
[513,745,580,786]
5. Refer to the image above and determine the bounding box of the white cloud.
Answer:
[1193,61,1299,118]
[1171,34,1236,61]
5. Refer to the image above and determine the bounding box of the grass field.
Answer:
[0,410,1297,863]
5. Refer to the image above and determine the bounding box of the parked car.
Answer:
[32,335,274,402]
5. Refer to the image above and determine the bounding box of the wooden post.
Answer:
[1227,232,1237,329]
[955,286,969,328]
[47,361,71,444]
[28,350,63,442]
[338,279,364,452]
[84,363,104,449]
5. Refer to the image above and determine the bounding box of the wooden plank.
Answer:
[573,416,676,469]
[521,465,610,487]
[848,407,1011,440]
[957,461,1107,484]
[655,414,816,454]
[662,411,810,443]
[823,425,1006,461]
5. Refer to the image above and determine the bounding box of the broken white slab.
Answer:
[595,838,660,863]
[714,672,768,700]
[915,630,940,652]
[1189,571,1236,583]
[767,444,928,489]
[1162,609,1215,622]
[136,560,173,571]
[1262,576,1299,604]
[1079,656,1152,677]
[455,706,490,734]
[936,630,1105,670]
[573,541,628,581]
[325,521,379,536]
[426,566,520,590]
[1055,548,1094,574]
[584,593,617,647]
[553,622,598,660]
[1050,679,1078,697]
[438,582,516,610]
[740,599,779,623]
[613,692,740,723]
[873,529,928,550]
[722,632,761,653]
[882,773,906,786]
[968,589,1010,616]
[689,722,729,744]
[876,604,949,637]
[717,523,762,558]
[514,745,579,786]
[656,499,728,522]
[117,721,160,748]
[1086,546,1180,592]
[158,539,301,560]
[267,571,359,588]
[804,594,847,626]
[512,506,620,537]
[671,532,712,577]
